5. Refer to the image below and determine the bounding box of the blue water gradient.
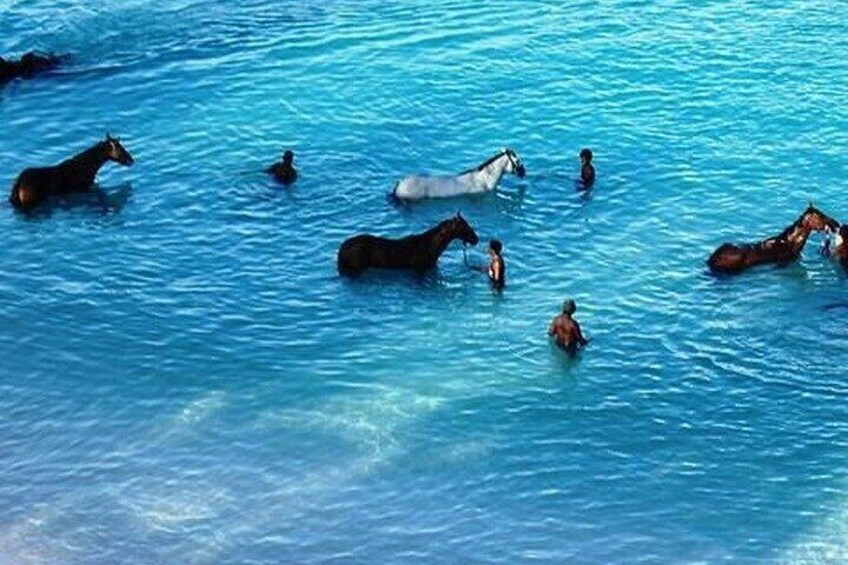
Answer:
[2,1,848,563]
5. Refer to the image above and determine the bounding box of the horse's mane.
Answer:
[397,217,459,245]
[774,211,806,242]
[66,139,108,165]
[459,151,506,175]
[755,207,825,249]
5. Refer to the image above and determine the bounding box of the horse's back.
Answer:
[394,175,475,200]
[338,234,378,276]
[15,165,65,192]
[707,243,746,273]
[338,233,416,275]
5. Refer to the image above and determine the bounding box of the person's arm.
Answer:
[581,165,595,187]
[548,318,557,336]
[574,321,589,346]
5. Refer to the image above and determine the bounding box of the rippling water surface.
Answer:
[2,1,848,563]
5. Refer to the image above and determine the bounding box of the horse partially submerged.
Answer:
[9,134,135,212]
[0,52,62,85]
[338,213,480,277]
[707,205,839,274]
[393,148,525,201]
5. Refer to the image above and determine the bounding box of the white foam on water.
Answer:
[780,500,848,564]
[0,504,68,565]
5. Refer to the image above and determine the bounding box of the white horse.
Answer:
[392,148,526,201]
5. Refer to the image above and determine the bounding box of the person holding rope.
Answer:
[466,239,506,291]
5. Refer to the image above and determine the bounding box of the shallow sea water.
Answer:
[2,1,848,563]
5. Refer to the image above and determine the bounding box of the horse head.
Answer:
[503,148,526,178]
[105,133,135,166]
[452,212,479,246]
[801,203,839,232]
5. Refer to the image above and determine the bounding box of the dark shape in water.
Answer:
[267,150,297,185]
[338,212,479,277]
[0,52,63,85]
[707,205,839,274]
[578,147,595,190]
[9,134,135,212]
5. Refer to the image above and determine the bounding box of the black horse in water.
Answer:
[9,134,135,212]
[707,205,839,274]
[338,213,480,277]
[0,52,62,85]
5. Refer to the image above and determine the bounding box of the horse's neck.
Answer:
[424,222,457,259]
[68,143,109,181]
[784,223,813,252]
[463,156,507,189]
[765,220,810,254]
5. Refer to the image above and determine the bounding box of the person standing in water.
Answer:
[548,299,588,355]
[578,148,595,190]
[267,150,298,185]
[467,239,506,290]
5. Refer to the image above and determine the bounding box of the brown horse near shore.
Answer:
[338,213,480,277]
[707,205,839,274]
[9,134,134,212]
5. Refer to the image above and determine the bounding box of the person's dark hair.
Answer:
[283,150,294,163]
[489,239,503,254]
[580,148,593,162]
[562,299,576,315]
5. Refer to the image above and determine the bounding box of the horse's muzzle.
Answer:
[516,165,526,178]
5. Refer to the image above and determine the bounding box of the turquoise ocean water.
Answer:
[2,1,848,562]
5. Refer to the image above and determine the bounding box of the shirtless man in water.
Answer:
[548,299,588,354]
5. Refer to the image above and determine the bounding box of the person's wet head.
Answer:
[282,150,294,165]
[579,148,593,166]
[488,239,502,257]
[562,299,576,316]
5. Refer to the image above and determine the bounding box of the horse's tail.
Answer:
[387,182,405,206]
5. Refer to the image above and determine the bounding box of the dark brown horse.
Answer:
[707,205,839,274]
[9,134,135,212]
[338,213,480,277]
[0,52,61,84]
